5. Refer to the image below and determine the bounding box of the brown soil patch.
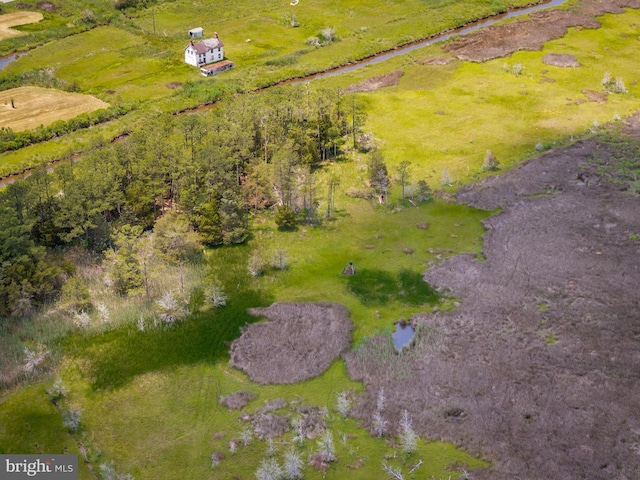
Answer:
[423,56,454,65]
[230,302,353,384]
[582,88,608,103]
[219,391,256,410]
[443,0,640,62]
[0,87,109,132]
[165,82,183,89]
[345,70,404,93]
[543,53,580,67]
[0,11,43,40]
[346,113,640,479]
[35,2,56,13]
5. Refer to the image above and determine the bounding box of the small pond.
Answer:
[392,322,415,351]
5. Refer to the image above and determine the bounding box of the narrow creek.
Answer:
[0,0,568,187]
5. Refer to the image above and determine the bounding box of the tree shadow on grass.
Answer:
[68,287,273,391]
[345,268,439,306]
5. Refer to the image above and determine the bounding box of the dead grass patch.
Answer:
[0,87,109,132]
[0,11,43,40]
[543,53,581,67]
[345,70,404,93]
[219,391,256,410]
[229,302,353,384]
[582,89,608,103]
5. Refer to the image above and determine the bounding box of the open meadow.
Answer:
[0,0,639,479]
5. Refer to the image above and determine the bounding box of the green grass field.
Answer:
[314,9,640,184]
[1,0,533,105]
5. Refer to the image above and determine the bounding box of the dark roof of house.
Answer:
[187,37,224,54]
[200,60,234,72]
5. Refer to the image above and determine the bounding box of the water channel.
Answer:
[0,0,568,187]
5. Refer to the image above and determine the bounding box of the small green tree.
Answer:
[415,180,433,202]
[368,151,390,201]
[275,205,296,229]
[219,190,249,245]
[106,224,144,295]
[60,277,92,313]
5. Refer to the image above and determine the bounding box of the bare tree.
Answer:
[255,458,283,480]
[336,391,351,418]
[399,410,418,454]
[395,161,412,203]
[382,462,405,480]
[283,447,304,479]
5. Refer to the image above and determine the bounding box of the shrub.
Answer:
[321,27,337,42]
[46,379,68,404]
[284,447,304,479]
[63,408,81,433]
[602,72,627,94]
[255,458,283,480]
[482,150,499,172]
[60,277,92,313]
[274,205,297,229]
[205,280,227,308]
[414,180,432,202]
[335,391,351,418]
[155,291,187,324]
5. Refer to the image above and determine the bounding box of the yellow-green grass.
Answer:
[0,86,109,131]
[4,0,535,104]
[314,10,640,186]
[0,11,43,40]
[134,0,535,88]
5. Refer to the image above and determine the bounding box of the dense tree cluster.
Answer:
[0,86,363,318]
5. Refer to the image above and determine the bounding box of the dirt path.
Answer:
[346,116,640,479]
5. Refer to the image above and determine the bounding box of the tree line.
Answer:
[0,86,366,318]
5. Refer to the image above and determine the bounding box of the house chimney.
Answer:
[214,32,219,39]
[190,40,194,46]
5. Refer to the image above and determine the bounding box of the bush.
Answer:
[60,277,92,313]
[274,205,297,229]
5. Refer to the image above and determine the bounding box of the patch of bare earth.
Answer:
[346,114,640,479]
[543,53,580,67]
[443,0,640,62]
[345,70,404,93]
[230,302,353,384]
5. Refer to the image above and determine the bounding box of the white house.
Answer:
[184,33,224,67]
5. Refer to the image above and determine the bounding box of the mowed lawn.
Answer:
[0,11,43,40]
[0,86,110,131]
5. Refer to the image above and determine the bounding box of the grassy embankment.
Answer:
[1,6,640,480]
